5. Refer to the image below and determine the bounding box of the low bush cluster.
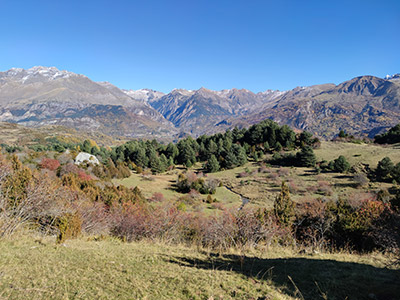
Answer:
[176,172,219,195]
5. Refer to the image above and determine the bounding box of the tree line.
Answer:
[108,119,319,174]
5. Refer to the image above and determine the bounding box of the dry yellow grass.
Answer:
[315,141,400,166]
[0,235,398,300]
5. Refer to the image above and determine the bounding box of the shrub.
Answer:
[317,181,333,196]
[206,195,216,204]
[150,192,165,202]
[55,213,82,244]
[353,173,369,188]
[40,158,60,171]
[295,199,335,249]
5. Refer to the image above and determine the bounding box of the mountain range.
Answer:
[0,66,399,140]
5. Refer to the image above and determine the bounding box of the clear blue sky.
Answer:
[0,0,399,93]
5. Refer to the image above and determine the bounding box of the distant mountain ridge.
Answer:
[0,66,176,138]
[0,66,399,139]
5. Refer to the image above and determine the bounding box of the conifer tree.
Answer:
[274,181,295,227]
[275,142,283,152]
[205,155,220,173]
[333,155,350,173]
[376,157,394,182]
[296,145,316,167]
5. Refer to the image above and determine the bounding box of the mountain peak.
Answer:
[335,75,386,95]
[385,73,400,80]
[2,66,80,83]
[123,88,165,102]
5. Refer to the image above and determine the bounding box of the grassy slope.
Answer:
[113,171,241,209]
[0,121,122,147]
[315,141,400,165]
[0,236,398,300]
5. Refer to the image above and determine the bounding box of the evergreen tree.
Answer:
[223,136,233,152]
[333,155,350,173]
[167,156,174,168]
[374,124,400,144]
[376,157,394,182]
[159,154,168,171]
[148,148,165,173]
[177,140,196,167]
[207,140,218,156]
[223,149,238,169]
[232,144,247,166]
[274,181,295,226]
[298,131,313,146]
[165,143,179,162]
[134,147,149,168]
[296,146,316,167]
[267,128,277,148]
[81,139,92,153]
[275,142,283,152]
[205,155,220,173]
[263,141,270,153]
[391,162,400,183]
[338,130,347,138]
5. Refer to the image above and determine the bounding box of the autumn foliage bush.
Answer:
[40,158,61,171]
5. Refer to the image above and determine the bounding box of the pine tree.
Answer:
[299,131,313,146]
[263,141,270,153]
[223,150,238,169]
[376,157,394,182]
[205,155,220,173]
[274,181,295,227]
[391,162,400,183]
[149,150,164,174]
[333,155,350,173]
[166,143,179,162]
[296,146,316,167]
[275,142,283,152]
[134,147,149,168]
[338,130,347,138]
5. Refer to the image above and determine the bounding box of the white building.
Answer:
[74,152,100,165]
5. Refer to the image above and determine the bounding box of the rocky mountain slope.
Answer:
[0,67,175,138]
[221,75,400,138]
[0,66,399,139]
[136,87,284,136]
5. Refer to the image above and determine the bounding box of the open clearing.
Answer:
[315,141,400,166]
[115,142,400,210]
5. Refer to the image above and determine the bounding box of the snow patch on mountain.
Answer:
[2,66,81,83]
[123,89,165,102]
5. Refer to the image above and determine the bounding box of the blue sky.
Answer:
[0,0,399,93]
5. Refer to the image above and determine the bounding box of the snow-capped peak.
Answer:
[385,73,400,80]
[123,88,165,102]
[2,66,80,83]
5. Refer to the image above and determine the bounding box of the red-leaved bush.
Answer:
[40,158,60,171]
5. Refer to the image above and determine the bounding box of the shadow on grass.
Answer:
[334,182,359,189]
[299,170,317,177]
[333,175,353,179]
[167,254,400,300]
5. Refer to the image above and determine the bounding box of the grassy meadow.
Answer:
[114,141,400,211]
[0,235,398,300]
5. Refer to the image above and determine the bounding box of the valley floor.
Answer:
[0,236,398,300]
